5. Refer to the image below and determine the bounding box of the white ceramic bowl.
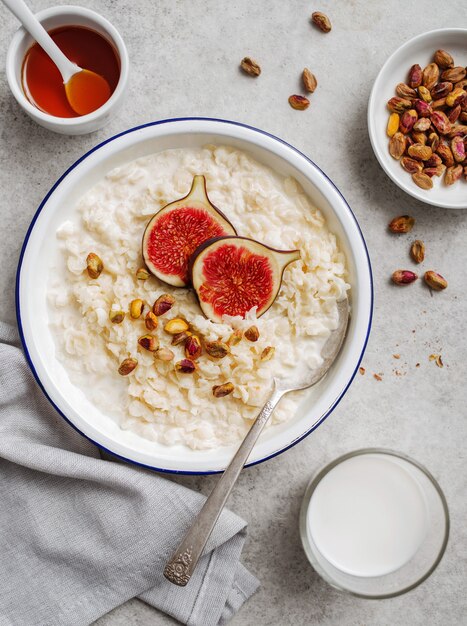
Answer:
[16,118,373,474]
[368,28,467,210]
[6,5,129,135]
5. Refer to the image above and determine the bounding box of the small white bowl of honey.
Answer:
[6,5,129,134]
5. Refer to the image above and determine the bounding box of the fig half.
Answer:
[190,236,301,322]
[142,175,237,287]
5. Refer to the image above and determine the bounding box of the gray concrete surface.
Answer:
[1,1,466,624]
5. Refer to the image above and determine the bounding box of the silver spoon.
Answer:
[164,297,350,586]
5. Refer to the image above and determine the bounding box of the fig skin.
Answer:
[142,175,237,287]
[190,236,301,323]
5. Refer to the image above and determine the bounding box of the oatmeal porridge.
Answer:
[48,145,349,449]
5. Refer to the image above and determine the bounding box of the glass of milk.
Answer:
[299,449,449,598]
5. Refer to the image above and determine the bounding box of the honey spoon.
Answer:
[2,0,111,115]
[164,297,350,586]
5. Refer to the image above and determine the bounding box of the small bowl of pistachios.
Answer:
[368,28,467,209]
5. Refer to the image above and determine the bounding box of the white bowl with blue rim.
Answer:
[16,118,373,474]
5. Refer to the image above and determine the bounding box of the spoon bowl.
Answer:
[65,69,112,116]
[274,298,350,393]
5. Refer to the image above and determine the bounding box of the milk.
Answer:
[307,454,429,577]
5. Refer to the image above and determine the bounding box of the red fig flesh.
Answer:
[190,236,301,322]
[142,175,237,286]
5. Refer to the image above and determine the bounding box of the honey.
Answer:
[21,25,120,118]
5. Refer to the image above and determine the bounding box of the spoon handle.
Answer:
[164,386,284,586]
[2,0,78,81]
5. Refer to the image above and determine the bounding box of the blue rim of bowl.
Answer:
[15,116,374,475]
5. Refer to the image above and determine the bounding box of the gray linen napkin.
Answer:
[0,322,259,626]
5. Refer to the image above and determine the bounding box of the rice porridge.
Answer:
[48,145,349,450]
